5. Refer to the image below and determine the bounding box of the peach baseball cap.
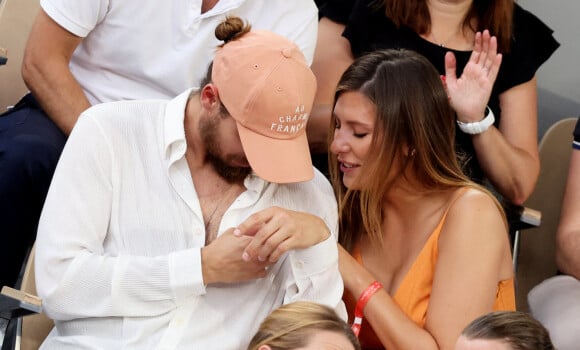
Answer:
[212,30,317,184]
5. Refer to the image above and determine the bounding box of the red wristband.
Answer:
[351,280,383,337]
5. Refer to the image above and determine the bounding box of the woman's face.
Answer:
[330,91,376,189]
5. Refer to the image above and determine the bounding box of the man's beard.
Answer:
[199,115,252,184]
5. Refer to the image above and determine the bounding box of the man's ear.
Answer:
[200,83,220,110]
[258,345,272,350]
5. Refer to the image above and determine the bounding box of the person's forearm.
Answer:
[340,246,441,349]
[21,9,90,135]
[467,79,540,205]
[471,126,539,204]
[22,58,90,135]
[341,258,440,350]
[556,229,580,279]
[555,149,580,278]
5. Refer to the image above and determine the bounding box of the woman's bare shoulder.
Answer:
[442,187,508,244]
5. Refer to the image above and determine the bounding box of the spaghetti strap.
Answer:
[438,187,470,224]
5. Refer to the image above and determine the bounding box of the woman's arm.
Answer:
[556,147,580,279]
[308,17,354,153]
[426,189,512,349]
[444,30,540,205]
[471,79,540,205]
[339,247,440,349]
[339,189,511,350]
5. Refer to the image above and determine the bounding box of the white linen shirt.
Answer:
[40,0,318,105]
[35,90,345,349]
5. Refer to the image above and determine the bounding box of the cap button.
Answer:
[281,47,293,58]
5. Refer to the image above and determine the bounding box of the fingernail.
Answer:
[258,256,265,262]
[242,252,250,261]
[233,228,241,236]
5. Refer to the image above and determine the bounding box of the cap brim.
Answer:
[236,122,314,183]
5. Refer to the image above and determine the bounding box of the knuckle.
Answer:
[245,245,257,257]
[275,242,289,256]
[263,239,275,251]
[247,213,261,225]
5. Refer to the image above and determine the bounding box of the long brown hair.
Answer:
[380,0,514,53]
[330,49,486,251]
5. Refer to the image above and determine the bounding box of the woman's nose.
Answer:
[330,131,350,154]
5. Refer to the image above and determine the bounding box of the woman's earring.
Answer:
[410,149,416,157]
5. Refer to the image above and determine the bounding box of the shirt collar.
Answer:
[164,88,194,163]
[243,173,268,195]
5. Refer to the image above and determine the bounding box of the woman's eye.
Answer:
[354,133,368,138]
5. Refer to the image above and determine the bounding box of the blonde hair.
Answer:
[247,302,360,350]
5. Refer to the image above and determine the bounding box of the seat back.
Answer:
[18,245,53,350]
[0,0,40,111]
[516,117,577,311]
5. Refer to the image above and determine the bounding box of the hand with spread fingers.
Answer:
[234,206,331,263]
[201,228,271,285]
[444,30,503,123]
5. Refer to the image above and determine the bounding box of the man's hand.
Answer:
[201,228,271,285]
[235,207,331,263]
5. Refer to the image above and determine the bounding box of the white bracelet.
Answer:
[456,106,495,135]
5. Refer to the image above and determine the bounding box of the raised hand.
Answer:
[234,206,331,263]
[444,30,503,122]
[201,228,271,285]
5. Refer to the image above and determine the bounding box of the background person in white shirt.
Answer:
[34,17,344,350]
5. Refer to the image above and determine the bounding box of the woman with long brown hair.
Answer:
[328,42,514,349]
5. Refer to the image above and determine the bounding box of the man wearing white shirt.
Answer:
[0,0,318,289]
[34,18,344,350]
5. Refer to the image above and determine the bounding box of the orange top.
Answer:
[343,190,516,349]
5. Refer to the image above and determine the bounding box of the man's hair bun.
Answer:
[215,16,251,44]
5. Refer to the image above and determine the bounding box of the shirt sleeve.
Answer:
[495,4,560,92]
[40,0,110,37]
[35,113,205,321]
[280,175,347,320]
[285,235,347,320]
[318,0,356,24]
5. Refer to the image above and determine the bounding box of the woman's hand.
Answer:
[444,30,503,123]
[235,206,331,263]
